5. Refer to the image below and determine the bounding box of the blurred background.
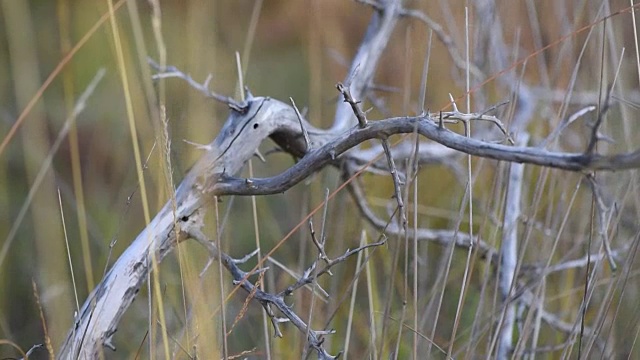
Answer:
[1,0,640,358]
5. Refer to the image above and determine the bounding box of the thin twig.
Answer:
[337,83,368,128]
[347,175,498,262]
[585,85,613,154]
[436,105,514,144]
[358,0,483,79]
[185,221,341,359]
[538,106,597,148]
[266,256,329,298]
[280,238,387,297]
[148,58,244,111]
[380,139,408,229]
[494,134,528,359]
[585,175,617,270]
[290,97,312,151]
[309,218,330,265]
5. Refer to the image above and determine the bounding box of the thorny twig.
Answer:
[338,84,408,230]
[380,138,408,228]
[585,85,614,154]
[309,218,330,266]
[337,83,368,128]
[280,238,387,297]
[145,65,640,174]
[185,213,384,359]
[148,58,244,111]
[61,1,640,356]
[266,256,330,299]
[437,95,514,144]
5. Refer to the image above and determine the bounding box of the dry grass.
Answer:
[1,0,640,359]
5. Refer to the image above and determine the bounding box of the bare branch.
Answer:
[495,134,528,359]
[347,174,499,263]
[212,101,640,198]
[380,138,407,228]
[290,97,312,151]
[148,58,243,111]
[185,221,340,359]
[332,0,403,131]
[525,246,627,275]
[399,6,484,79]
[309,218,330,266]
[59,3,640,355]
[280,238,387,297]
[337,83,368,128]
[337,82,407,230]
[439,108,513,144]
[60,85,640,356]
[538,106,597,148]
[585,85,613,154]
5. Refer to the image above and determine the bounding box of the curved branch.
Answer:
[60,89,640,357]
[346,174,498,263]
[214,103,640,198]
[332,0,403,131]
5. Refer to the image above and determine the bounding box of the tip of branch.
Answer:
[182,139,213,151]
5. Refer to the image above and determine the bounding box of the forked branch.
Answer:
[58,0,640,358]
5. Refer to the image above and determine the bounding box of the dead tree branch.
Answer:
[58,1,640,358]
[59,88,640,359]
[184,215,354,360]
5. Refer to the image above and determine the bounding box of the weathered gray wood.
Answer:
[332,0,402,131]
[58,97,327,358]
[59,94,640,357]
[58,0,640,357]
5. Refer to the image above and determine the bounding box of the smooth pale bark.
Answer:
[58,97,325,358]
